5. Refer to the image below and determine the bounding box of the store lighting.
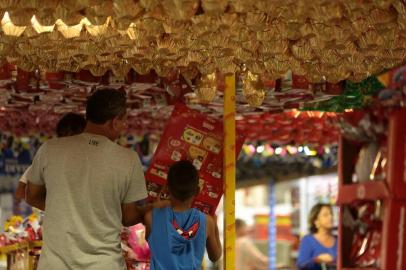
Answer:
[266,145,274,155]
[298,146,304,152]
[275,147,282,155]
[248,144,256,155]
[256,145,265,153]
[31,16,55,33]
[1,12,26,36]
[324,146,331,154]
[287,145,298,155]
[304,146,317,156]
[292,109,301,118]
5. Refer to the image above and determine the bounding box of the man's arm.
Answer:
[121,154,149,226]
[144,210,152,240]
[16,166,31,202]
[26,147,47,210]
[206,215,222,262]
[121,202,149,227]
[26,182,46,211]
[15,182,27,202]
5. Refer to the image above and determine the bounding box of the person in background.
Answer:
[297,203,337,270]
[236,218,269,270]
[144,160,222,270]
[26,89,149,270]
[15,113,86,202]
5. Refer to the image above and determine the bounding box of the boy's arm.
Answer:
[143,199,170,239]
[144,210,153,240]
[206,215,222,262]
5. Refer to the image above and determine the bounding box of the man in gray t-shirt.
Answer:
[26,89,148,270]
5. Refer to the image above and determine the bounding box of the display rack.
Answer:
[337,109,406,270]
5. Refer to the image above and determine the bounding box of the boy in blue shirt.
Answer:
[144,160,222,270]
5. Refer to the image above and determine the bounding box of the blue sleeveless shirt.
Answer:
[148,207,207,270]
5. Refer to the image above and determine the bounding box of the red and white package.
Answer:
[145,103,245,215]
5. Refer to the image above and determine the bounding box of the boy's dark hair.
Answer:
[86,88,126,124]
[56,113,86,137]
[167,160,199,201]
[308,203,332,234]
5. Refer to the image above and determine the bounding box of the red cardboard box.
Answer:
[387,108,406,199]
[338,200,406,270]
[145,103,245,215]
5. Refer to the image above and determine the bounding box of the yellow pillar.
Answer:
[223,74,236,270]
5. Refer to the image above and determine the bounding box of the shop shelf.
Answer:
[338,200,406,270]
[342,267,381,270]
[29,241,42,248]
[337,181,390,204]
[387,108,406,199]
[338,109,406,270]
[0,241,28,254]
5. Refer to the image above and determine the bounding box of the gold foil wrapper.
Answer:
[201,0,228,15]
[161,0,199,20]
[195,72,217,103]
[0,0,405,91]
[133,62,152,75]
[291,39,314,61]
[242,70,266,107]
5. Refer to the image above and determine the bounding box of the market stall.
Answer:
[0,1,405,270]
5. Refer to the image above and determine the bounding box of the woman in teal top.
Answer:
[297,204,337,270]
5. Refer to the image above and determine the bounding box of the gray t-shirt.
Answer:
[19,165,31,184]
[28,133,147,270]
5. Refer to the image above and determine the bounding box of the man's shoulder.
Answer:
[45,135,79,146]
[110,143,138,160]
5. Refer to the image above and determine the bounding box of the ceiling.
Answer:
[0,0,404,141]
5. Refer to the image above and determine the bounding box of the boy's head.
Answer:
[167,160,199,202]
[56,113,86,137]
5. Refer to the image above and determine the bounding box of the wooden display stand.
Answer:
[337,108,406,270]
[0,241,42,270]
[0,241,29,270]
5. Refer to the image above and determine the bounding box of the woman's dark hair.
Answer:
[56,113,86,137]
[236,219,246,230]
[308,203,332,234]
[167,160,199,201]
[86,88,126,124]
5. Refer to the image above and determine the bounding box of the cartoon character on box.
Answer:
[188,146,207,170]
[207,162,222,179]
[150,167,168,180]
[147,182,164,199]
[198,179,221,200]
[171,150,182,162]
[182,127,204,146]
[202,137,221,154]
